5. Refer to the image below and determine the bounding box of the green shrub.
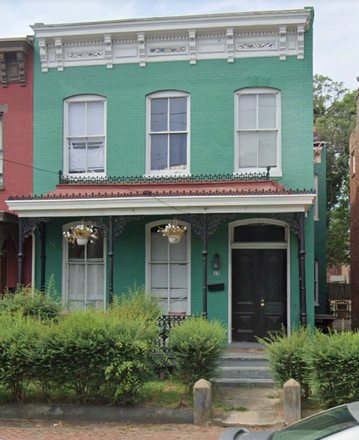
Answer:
[41,309,159,404]
[0,279,61,321]
[306,330,359,408]
[110,284,163,322]
[259,326,312,398]
[0,313,46,402]
[169,317,226,388]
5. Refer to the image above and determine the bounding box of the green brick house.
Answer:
[7,8,326,342]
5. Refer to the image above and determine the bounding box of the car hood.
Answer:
[220,427,273,440]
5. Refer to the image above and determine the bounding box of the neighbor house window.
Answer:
[314,173,319,220]
[235,88,281,176]
[0,113,3,184]
[64,95,106,176]
[147,91,190,175]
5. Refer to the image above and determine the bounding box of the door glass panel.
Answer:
[234,225,285,242]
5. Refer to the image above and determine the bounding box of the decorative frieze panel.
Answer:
[33,10,311,71]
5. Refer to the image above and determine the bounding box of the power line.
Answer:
[1,157,59,175]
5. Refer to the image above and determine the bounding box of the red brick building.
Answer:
[350,80,359,328]
[0,38,33,292]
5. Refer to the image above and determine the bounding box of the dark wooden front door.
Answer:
[232,249,287,342]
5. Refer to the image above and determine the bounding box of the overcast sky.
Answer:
[1,0,358,91]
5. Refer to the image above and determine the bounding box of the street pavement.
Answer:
[0,420,228,440]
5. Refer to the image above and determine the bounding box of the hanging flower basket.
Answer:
[158,223,187,244]
[63,224,98,245]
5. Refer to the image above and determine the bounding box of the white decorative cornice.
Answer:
[31,9,312,71]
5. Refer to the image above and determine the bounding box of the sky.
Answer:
[1,0,358,91]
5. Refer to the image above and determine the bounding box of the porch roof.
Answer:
[6,179,315,218]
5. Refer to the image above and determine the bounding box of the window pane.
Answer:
[87,101,104,135]
[151,232,168,261]
[151,98,168,132]
[87,139,105,172]
[69,140,87,173]
[170,97,187,131]
[87,231,103,258]
[151,134,168,170]
[258,132,277,167]
[68,102,85,136]
[258,94,276,129]
[170,134,187,168]
[234,225,285,242]
[238,95,256,129]
[151,264,168,288]
[238,132,257,168]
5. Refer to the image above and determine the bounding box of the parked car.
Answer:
[219,401,359,439]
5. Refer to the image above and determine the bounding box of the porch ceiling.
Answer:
[6,179,315,218]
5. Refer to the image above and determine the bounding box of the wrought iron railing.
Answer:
[156,314,190,350]
[58,170,269,185]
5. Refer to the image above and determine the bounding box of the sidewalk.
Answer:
[214,387,284,428]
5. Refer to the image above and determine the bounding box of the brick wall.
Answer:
[350,88,359,328]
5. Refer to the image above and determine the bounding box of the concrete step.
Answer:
[220,365,273,380]
[213,378,275,388]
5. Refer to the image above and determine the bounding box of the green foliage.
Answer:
[0,314,45,402]
[313,74,356,267]
[169,317,226,388]
[110,284,164,322]
[306,331,359,408]
[0,280,61,321]
[259,327,312,398]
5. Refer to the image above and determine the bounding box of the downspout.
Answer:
[299,212,307,326]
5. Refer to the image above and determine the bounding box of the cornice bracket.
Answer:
[279,25,287,61]
[188,30,196,65]
[55,37,64,71]
[226,28,234,63]
[38,38,48,72]
[138,32,146,67]
[297,25,305,59]
[104,34,113,69]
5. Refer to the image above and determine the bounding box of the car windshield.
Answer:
[269,405,359,440]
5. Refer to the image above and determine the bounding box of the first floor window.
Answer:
[147,91,190,175]
[235,88,281,176]
[64,225,105,310]
[64,95,106,175]
[148,222,190,314]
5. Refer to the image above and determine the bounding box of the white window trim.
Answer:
[61,221,107,311]
[145,219,191,315]
[314,260,319,306]
[146,90,190,176]
[63,94,107,177]
[234,87,282,177]
[314,173,319,221]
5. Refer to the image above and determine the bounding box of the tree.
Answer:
[313,75,357,267]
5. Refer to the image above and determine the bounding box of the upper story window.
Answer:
[146,91,190,175]
[235,88,281,176]
[64,95,106,176]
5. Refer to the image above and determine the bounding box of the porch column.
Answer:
[299,212,307,326]
[17,217,24,285]
[108,216,114,304]
[39,222,47,292]
[202,213,208,319]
